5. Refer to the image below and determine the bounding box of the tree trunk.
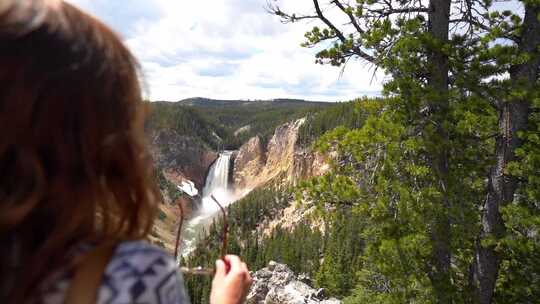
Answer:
[427,0,452,303]
[475,4,540,304]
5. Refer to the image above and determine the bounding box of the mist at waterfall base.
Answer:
[179,151,239,257]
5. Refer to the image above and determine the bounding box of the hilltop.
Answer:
[149,98,332,150]
[176,97,326,108]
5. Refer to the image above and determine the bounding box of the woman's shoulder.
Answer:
[98,240,189,304]
[42,240,190,304]
[109,240,177,269]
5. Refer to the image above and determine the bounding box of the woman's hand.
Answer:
[210,255,252,304]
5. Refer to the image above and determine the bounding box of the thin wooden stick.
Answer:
[176,195,228,275]
[173,200,184,261]
[210,195,228,260]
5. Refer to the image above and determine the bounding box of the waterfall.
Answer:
[200,151,233,212]
[179,151,236,257]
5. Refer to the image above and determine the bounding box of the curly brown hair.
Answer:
[0,1,160,302]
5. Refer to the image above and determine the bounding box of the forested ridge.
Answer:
[147,102,227,150]
[148,99,331,150]
[297,99,374,147]
[181,0,540,303]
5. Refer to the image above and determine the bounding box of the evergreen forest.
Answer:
[148,98,331,150]
[181,1,540,303]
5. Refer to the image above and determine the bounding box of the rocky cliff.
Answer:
[148,129,218,254]
[233,119,330,192]
[232,136,266,189]
[150,129,217,190]
[247,261,341,304]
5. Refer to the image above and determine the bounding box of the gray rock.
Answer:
[246,261,342,304]
[313,289,326,300]
[298,273,313,285]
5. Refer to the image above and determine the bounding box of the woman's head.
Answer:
[0,0,159,300]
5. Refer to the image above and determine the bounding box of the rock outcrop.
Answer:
[260,201,326,237]
[233,136,266,189]
[233,118,330,192]
[147,129,218,255]
[264,119,305,179]
[247,261,341,304]
[148,202,182,255]
[150,129,217,190]
[234,124,252,136]
[291,150,329,185]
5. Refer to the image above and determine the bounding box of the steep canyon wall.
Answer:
[233,118,330,192]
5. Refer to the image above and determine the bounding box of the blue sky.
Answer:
[65,0,384,102]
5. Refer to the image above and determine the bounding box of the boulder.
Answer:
[247,261,341,304]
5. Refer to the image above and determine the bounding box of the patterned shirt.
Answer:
[41,241,190,304]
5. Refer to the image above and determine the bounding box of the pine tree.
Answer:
[473,3,540,303]
[272,0,540,302]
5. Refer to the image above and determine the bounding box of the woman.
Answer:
[0,1,252,303]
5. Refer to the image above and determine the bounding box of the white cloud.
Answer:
[66,0,384,101]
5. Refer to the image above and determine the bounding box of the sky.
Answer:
[65,0,385,102]
[64,1,522,102]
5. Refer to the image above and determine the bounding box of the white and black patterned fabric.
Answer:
[41,240,190,304]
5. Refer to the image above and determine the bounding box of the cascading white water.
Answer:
[179,151,236,257]
[200,151,234,213]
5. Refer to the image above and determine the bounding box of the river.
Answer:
[178,151,237,257]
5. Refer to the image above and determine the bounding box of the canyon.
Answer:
[148,116,331,256]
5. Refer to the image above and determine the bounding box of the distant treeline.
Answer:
[297,98,378,147]
[146,102,228,150]
[147,99,332,150]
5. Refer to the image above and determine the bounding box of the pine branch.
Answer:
[369,7,429,17]
[312,0,374,63]
[332,0,364,34]
[265,1,318,23]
